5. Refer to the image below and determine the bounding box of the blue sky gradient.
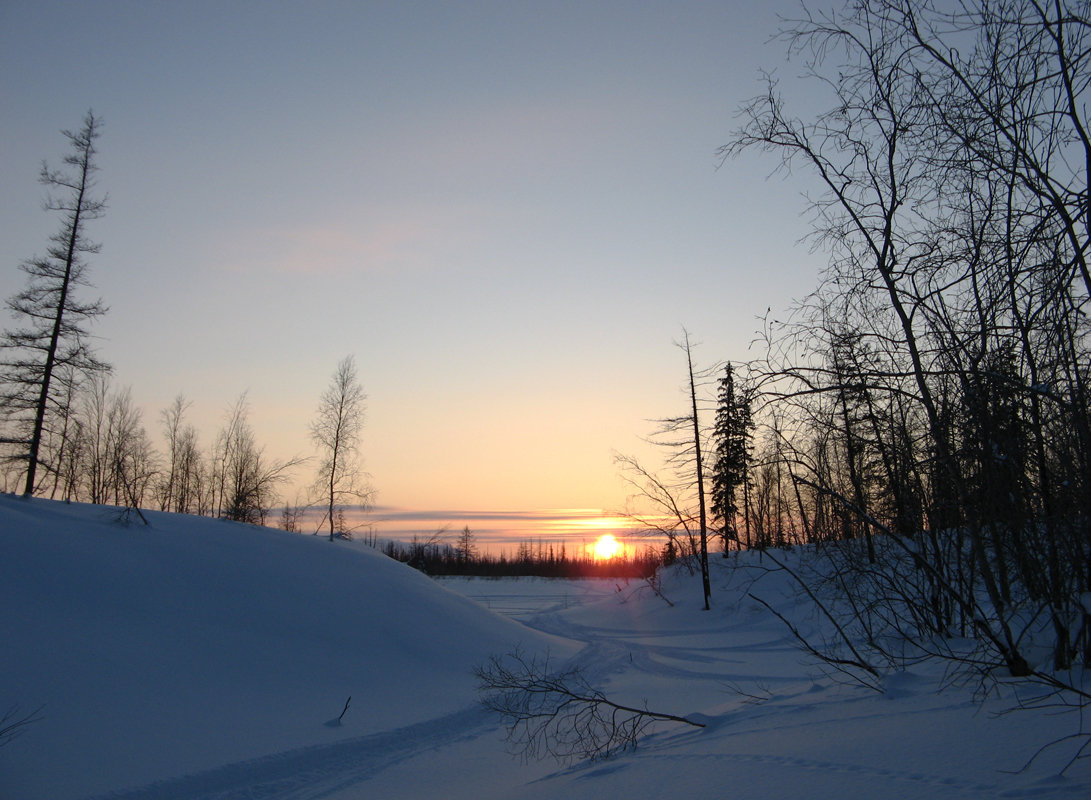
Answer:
[0,1,823,526]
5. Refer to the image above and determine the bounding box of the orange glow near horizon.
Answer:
[301,506,667,557]
[592,534,621,561]
[538,510,632,534]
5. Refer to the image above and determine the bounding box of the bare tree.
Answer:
[157,394,191,511]
[37,365,84,501]
[215,393,302,525]
[475,649,704,763]
[681,331,712,610]
[77,376,156,508]
[0,111,109,496]
[310,356,369,541]
[721,0,1090,685]
[614,451,691,542]
[279,501,305,532]
[151,401,205,515]
[614,331,716,608]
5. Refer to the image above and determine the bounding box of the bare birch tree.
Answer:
[310,356,369,540]
[215,393,301,525]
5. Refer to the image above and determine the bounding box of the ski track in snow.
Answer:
[74,577,793,800]
[574,750,1083,798]
[82,707,494,800]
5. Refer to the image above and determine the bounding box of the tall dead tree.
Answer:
[614,331,713,609]
[682,331,712,610]
[0,111,109,496]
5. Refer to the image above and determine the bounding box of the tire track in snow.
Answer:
[82,706,493,800]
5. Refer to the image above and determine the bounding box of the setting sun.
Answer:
[592,534,622,561]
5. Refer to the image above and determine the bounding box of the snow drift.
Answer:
[3,495,1090,799]
[0,495,573,799]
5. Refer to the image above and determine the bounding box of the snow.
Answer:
[2,495,1088,799]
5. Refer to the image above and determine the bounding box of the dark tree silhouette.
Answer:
[681,331,712,610]
[721,0,1090,689]
[1,111,109,496]
[710,362,752,552]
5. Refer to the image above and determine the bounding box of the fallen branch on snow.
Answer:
[475,649,704,763]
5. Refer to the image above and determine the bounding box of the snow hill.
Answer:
[2,495,1089,799]
[0,496,573,798]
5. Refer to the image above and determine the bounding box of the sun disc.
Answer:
[593,534,621,560]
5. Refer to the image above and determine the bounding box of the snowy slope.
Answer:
[437,566,1091,800]
[445,564,1091,800]
[0,496,574,799]
[2,496,1089,799]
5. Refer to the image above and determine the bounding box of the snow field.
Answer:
[1,495,1088,799]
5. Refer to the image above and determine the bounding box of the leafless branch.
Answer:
[0,704,44,748]
[475,650,704,763]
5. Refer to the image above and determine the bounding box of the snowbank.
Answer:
[0,496,573,799]
[2,497,1089,799]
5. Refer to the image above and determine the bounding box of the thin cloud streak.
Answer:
[297,505,656,554]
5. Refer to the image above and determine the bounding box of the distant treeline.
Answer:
[380,537,663,579]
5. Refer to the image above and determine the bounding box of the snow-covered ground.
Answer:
[2,495,1088,799]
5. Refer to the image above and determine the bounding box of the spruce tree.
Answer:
[711,363,752,551]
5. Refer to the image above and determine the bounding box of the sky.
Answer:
[0,1,823,542]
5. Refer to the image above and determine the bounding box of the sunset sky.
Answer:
[0,1,823,543]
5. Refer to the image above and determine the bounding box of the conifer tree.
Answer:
[0,111,109,496]
[456,525,477,565]
[711,362,752,551]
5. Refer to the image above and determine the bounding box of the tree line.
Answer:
[0,369,368,533]
[735,0,1090,683]
[380,526,663,578]
[615,2,1089,708]
[0,118,368,533]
